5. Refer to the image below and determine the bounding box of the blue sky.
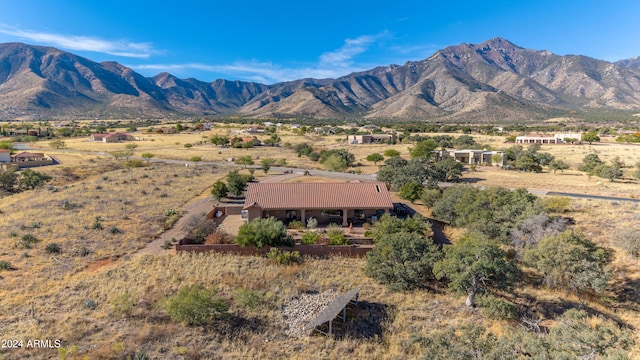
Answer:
[1,0,639,84]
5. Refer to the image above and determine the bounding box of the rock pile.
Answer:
[283,289,339,337]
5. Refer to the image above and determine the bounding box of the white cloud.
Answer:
[319,34,381,68]
[132,33,388,83]
[0,25,157,58]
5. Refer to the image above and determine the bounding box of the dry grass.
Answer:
[2,130,639,359]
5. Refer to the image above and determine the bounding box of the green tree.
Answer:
[365,232,442,290]
[383,149,400,157]
[190,156,202,163]
[210,135,229,146]
[377,157,436,190]
[141,152,154,164]
[409,139,437,159]
[165,285,229,326]
[434,232,520,306]
[211,180,228,201]
[432,158,464,182]
[453,135,475,148]
[226,169,248,197]
[125,143,138,150]
[399,181,423,203]
[548,159,569,174]
[595,163,622,182]
[235,156,254,168]
[19,169,52,190]
[235,217,290,248]
[582,131,600,145]
[578,153,604,175]
[524,230,611,295]
[175,123,183,132]
[322,153,348,171]
[49,139,66,149]
[0,168,18,192]
[368,213,433,241]
[260,158,277,174]
[366,153,384,165]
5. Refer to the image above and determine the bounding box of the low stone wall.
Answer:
[15,160,54,168]
[175,242,371,258]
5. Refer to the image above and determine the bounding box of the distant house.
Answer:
[515,133,582,144]
[434,149,507,166]
[10,152,53,168]
[348,134,396,144]
[242,182,394,226]
[90,132,135,143]
[246,126,266,134]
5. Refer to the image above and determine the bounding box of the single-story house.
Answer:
[242,182,394,226]
[348,134,396,144]
[10,152,53,168]
[90,132,135,143]
[246,126,266,134]
[434,149,507,166]
[515,133,582,144]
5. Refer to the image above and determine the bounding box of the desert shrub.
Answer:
[420,188,442,207]
[300,231,321,245]
[164,214,180,230]
[124,159,146,168]
[287,220,305,230]
[84,299,97,310]
[108,226,123,234]
[524,230,612,295]
[61,200,81,210]
[325,223,343,236]
[510,214,569,259]
[476,294,518,319]
[205,229,234,244]
[164,208,178,217]
[45,243,62,254]
[235,289,263,310]
[166,285,228,326]
[615,228,640,258]
[18,234,39,249]
[328,233,349,245]
[266,248,302,265]
[92,216,104,230]
[0,260,14,271]
[306,217,318,229]
[110,291,136,318]
[542,196,571,213]
[235,217,290,248]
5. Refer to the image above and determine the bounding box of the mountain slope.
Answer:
[1,39,640,121]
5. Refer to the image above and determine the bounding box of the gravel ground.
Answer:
[283,289,339,337]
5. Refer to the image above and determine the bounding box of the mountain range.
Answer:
[1,38,640,121]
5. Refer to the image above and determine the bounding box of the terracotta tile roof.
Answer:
[0,149,10,153]
[11,152,44,158]
[244,182,393,210]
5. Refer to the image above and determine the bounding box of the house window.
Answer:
[321,209,342,217]
[285,210,298,220]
